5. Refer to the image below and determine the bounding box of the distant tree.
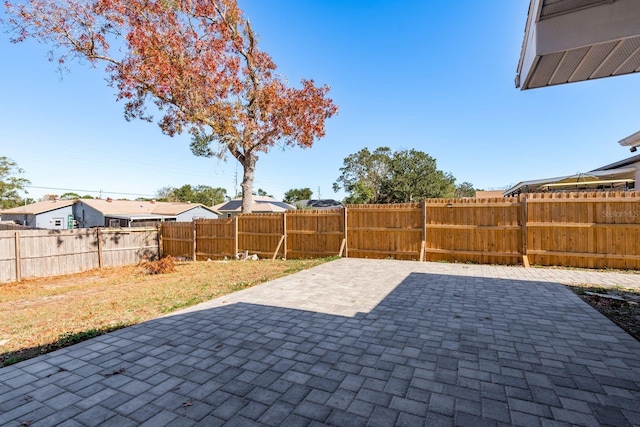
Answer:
[155,187,174,202]
[39,194,59,201]
[283,188,313,203]
[253,188,274,198]
[0,156,30,209]
[5,0,337,213]
[343,181,375,204]
[81,194,95,199]
[334,147,456,203]
[455,182,476,198]
[379,149,456,202]
[60,192,80,200]
[333,147,392,204]
[156,185,226,205]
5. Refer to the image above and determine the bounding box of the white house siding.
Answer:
[176,206,219,222]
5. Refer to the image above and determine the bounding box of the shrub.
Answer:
[141,256,176,274]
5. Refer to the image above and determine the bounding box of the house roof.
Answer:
[0,199,75,215]
[516,0,640,90]
[591,153,640,171]
[213,196,295,213]
[503,164,638,197]
[618,130,640,151]
[79,199,219,216]
[295,199,344,210]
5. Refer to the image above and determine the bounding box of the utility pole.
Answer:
[234,162,239,197]
[317,186,321,199]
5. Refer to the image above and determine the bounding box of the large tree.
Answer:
[0,157,30,209]
[4,0,337,213]
[156,184,226,205]
[455,182,476,198]
[283,187,313,203]
[332,147,393,204]
[334,147,458,203]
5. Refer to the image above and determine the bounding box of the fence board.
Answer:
[526,192,640,269]
[287,209,344,258]
[195,218,235,260]
[160,222,194,259]
[158,192,640,270]
[0,227,159,283]
[424,198,522,265]
[238,214,284,259]
[346,204,422,260]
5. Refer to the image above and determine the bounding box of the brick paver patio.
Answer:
[1,258,639,426]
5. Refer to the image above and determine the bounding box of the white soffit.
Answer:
[516,0,640,90]
[618,130,640,147]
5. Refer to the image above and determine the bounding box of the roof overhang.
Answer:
[503,166,637,196]
[105,214,174,220]
[516,0,640,90]
[618,130,640,151]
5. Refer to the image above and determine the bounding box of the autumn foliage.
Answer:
[3,0,337,212]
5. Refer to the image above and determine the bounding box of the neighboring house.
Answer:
[74,198,220,228]
[503,153,640,197]
[517,0,640,90]
[295,199,344,210]
[0,200,75,229]
[213,196,296,218]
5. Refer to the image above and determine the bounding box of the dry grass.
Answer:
[0,258,332,367]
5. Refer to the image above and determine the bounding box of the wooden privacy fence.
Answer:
[161,192,640,269]
[0,227,159,283]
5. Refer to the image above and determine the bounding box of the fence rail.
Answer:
[0,227,159,283]
[161,192,640,270]
[3,192,637,283]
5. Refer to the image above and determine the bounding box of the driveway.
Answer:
[1,258,639,426]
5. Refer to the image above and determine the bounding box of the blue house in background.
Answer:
[74,198,220,228]
[0,200,76,229]
[1,199,220,229]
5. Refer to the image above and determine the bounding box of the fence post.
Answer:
[283,212,287,259]
[158,223,163,259]
[234,216,239,257]
[97,228,104,269]
[420,200,427,262]
[521,195,530,268]
[14,231,21,282]
[343,207,348,258]
[192,221,197,261]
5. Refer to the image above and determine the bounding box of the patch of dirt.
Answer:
[568,285,640,342]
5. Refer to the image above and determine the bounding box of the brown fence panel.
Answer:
[161,222,194,259]
[287,209,344,258]
[424,198,523,265]
[100,227,159,267]
[526,192,640,269]
[238,214,284,259]
[346,204,422,260]
[195,218,236,260]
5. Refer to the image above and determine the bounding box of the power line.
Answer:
[24,185,157,198]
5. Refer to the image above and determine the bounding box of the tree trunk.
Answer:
[240,152,256,213]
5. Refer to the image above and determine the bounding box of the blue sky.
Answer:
[1,1,639,202]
